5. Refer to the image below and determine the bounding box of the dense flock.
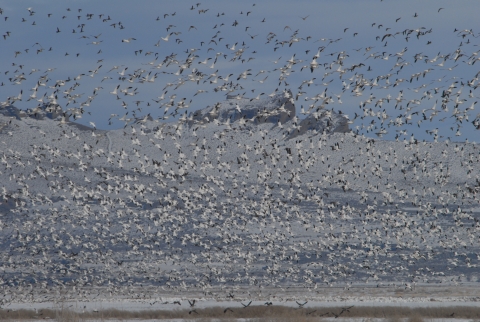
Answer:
[0,1,480,306]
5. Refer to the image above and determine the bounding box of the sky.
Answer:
[1,0,480,142]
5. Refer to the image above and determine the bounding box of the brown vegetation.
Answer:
[0,305,479,321]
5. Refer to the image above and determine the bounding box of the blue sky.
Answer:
[1,0,479,142]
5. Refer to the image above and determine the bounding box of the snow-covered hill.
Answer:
[0,93,480,306]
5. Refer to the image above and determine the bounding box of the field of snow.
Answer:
[1,93,480,313]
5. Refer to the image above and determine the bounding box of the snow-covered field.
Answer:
[1,94,480,314]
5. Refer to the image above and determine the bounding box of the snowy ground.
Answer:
[1,95,480,312]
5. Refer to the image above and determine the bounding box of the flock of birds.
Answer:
[0,0,480,308]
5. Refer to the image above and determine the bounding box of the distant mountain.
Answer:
[187,90,350,139]
[0,103,66,121]
[1,90,350,138]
